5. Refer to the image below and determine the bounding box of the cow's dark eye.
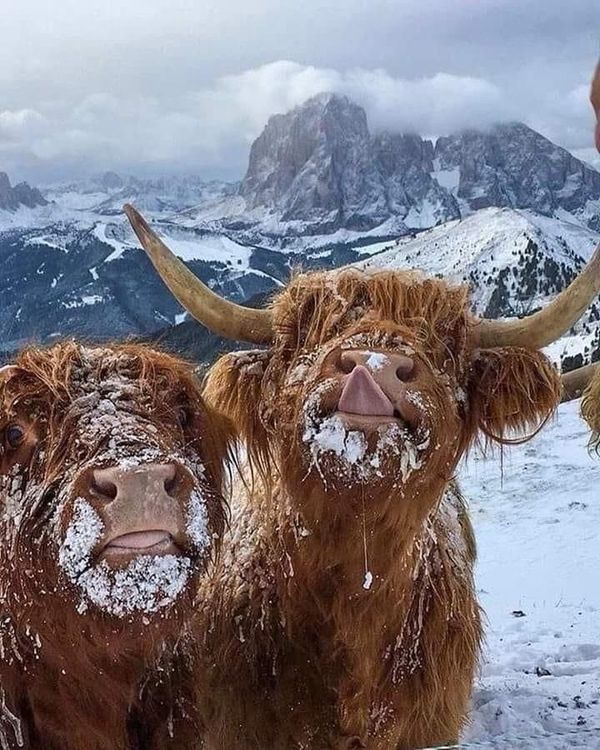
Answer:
[5,424,25,450]
[177,407,190,429]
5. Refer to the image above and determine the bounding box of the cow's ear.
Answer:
[203,350,272,469]
[581,368,600,451]
[0,365,21,383]
[467,348,561,445]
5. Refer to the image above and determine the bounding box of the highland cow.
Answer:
[0,342,232,750]
[561,62,600,450]
[126,205,600,750]
[562,351,600,453]
[581,364,600,449]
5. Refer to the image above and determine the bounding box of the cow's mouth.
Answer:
[100,530,183,559]
[333,410,408,430]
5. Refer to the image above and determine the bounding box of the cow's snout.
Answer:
[340,350,415,384]
[78,463,193,561]
[333,350,421,426]
[92,463,178,503]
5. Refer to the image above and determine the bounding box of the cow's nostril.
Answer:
[395,359,415,382]
[162,463,178,497]
[339,353,357,374]
[91,474,118,500]
[164,475,177,496]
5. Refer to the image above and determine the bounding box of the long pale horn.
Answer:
[123,204,274,344]
[561,362,599,402]
[475,244,600,349]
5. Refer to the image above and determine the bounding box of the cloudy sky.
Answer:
[1,0,598,183]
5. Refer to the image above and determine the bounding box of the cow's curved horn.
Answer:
[475,244,600,349]
[123,204,274,344]
[561,362,599,402]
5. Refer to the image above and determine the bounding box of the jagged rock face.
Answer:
[373,133,460,226]
[435,123,600,220]
[239,98,600,236]
[240,94,464,231]
[241,94,388,230]
[0,172,47,211]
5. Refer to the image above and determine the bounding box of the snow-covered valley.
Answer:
[459,399,599,748]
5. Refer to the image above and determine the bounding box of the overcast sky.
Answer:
[1,0,598,184]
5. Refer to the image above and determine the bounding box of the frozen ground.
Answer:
[456,399,600,748]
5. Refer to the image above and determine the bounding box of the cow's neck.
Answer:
[274,472,448,642]
[6,606,187,750]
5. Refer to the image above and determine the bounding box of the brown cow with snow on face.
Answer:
[126,205,600,749]
[0,342,232,750]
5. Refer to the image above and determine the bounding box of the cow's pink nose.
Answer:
[340,350,414,382]
[91,463,178,502]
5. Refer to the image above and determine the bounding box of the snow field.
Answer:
[459,400,600,748]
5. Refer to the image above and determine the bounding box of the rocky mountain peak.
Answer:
[0,171,47,211]
[434,122,600,223]
[239,93,459,232]
[240,91,378,227]
[235,95,600,238]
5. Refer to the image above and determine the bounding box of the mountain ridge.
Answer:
[1,93,599,368]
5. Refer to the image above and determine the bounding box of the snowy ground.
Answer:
[456,399,600,748]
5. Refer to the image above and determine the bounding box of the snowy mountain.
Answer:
[186,94,600,246]
[358,208,600,369]
[44,173,233,216]
[236,93,458,234]
[1,92,600,366]
[435,123,600,228]
[0,172,47,211]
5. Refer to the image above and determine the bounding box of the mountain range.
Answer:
[1,92,599,367]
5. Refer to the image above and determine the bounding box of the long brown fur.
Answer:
[199,268,561,749]
[0,341,233,750]
[581,365,600,451]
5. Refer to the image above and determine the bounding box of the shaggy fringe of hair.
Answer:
[581,366,600,451]
[272,268,474,357]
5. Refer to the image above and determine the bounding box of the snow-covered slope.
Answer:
[43,173,233,216]
[358,208,600,369]
[460,399,600,748]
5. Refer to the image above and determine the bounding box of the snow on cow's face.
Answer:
[277,322,465,503]
[0,343,231,620]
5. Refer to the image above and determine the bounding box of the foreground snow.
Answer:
[458,399,600,748]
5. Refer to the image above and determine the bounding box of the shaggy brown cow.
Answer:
[0,342,232,750]
[563,362,600,449]
[562,63,600,447]
[126,206,600,750]
[581,364,600,449]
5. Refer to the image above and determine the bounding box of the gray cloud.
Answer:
[1,0,598,183]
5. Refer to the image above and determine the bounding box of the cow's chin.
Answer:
[57,497,208,620]
[60,549,201,621]
[299,409,431,494]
